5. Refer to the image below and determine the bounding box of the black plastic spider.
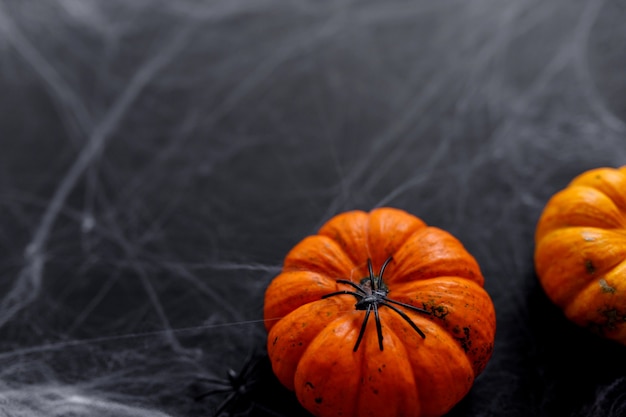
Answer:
[322,257,431,352]
[194,353,263,417]
[193,352,301,417]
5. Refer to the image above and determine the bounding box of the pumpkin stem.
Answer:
[322,257,431,352]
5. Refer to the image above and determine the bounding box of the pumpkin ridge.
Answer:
[381,309,475,416]
[359,319,420,416]
[369,208,426,245]
[294,313,366,416]
[263,270,339,332]
[366,207,427,272]
[386,277,496,375]
[267,297,355,390]
[318,210,372,276]
[413,308,478,359]
[386,226,484,286]
[535,186,626,242]
[562,258,626,315]
[571,185,626,227]
[569,167,626,213]
[561,260,626,340]
[354,328,368,416]
[283,235,360,281]
[535,227,626,308]
[591,186,626,217]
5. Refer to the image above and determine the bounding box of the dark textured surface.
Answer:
[1,0,626,416]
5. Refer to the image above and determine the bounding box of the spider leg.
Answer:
[194,387,233,401]
[196,376,232,386]
[367,259,376,289]
[353,304,372,352]
[236,354,262,381]
[383,297,431,315]
[253,402,291,417]
[378,257,393,288]
[214,391,238,417]
[233,400,256,417]
[381,301,426,339]
[321,290,363,299]
[373,303,384,351]
[335,279,367,294]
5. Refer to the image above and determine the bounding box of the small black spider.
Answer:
[194,353,263,417]
[322,257,431,352]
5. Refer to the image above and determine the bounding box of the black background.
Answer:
[1,1,626,416]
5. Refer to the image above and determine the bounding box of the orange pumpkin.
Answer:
[263,207,496,417]
[535,166,626,344]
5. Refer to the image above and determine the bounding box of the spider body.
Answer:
[194,354,262,417]
[321,257,431,352]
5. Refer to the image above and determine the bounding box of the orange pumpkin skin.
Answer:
[535,166,626,344]
[264,208,496,417]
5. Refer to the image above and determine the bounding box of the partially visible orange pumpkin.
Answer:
[263,207,496,417]
[535,166,626,344]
